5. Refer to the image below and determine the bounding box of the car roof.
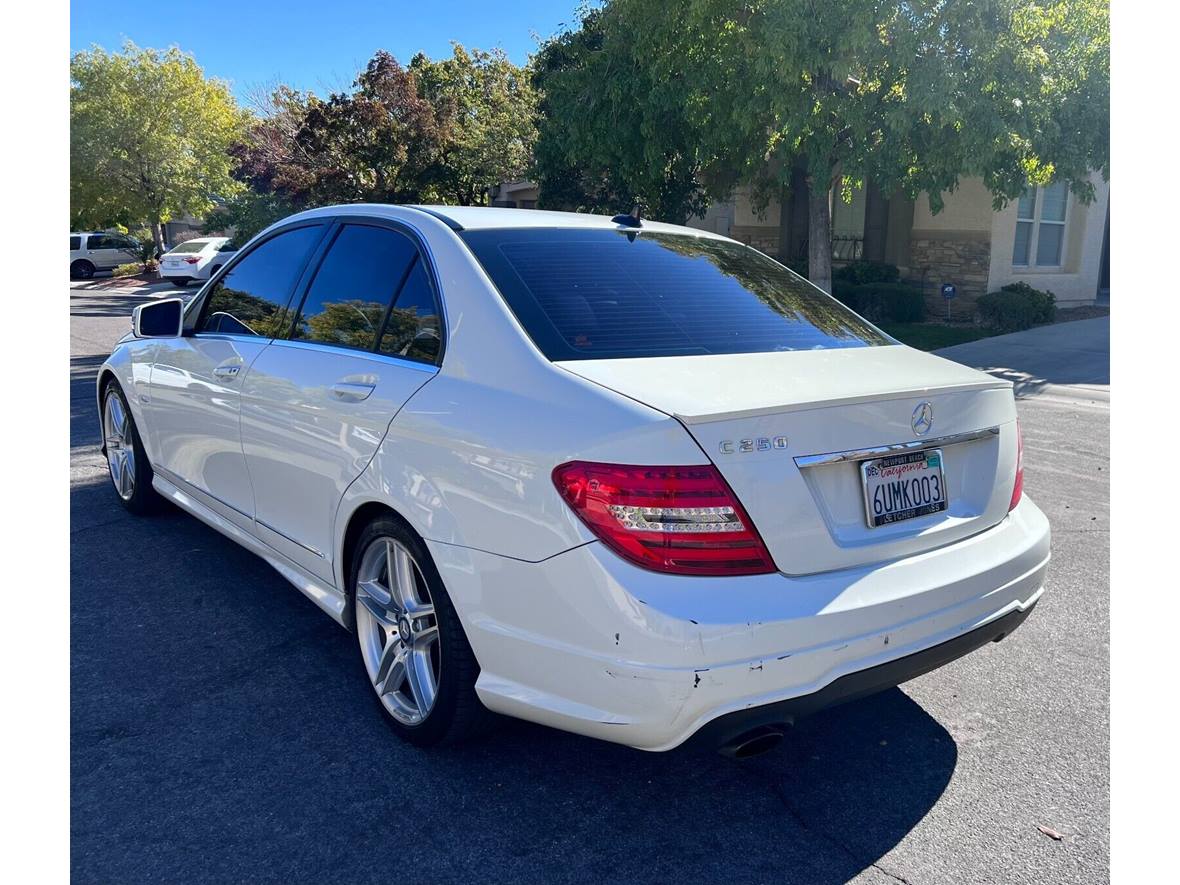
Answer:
[278,204,732,241]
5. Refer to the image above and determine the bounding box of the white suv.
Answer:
[70,232,142,279]
[159,237,238,286]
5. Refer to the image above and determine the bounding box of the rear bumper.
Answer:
[686,601,1035,751]
[428,495,1050,751]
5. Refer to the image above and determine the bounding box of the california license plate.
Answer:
[860,449,948,528]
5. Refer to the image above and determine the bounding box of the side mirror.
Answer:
[133,297,183,338]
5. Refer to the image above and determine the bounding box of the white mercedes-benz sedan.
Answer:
[98,205,1049,757]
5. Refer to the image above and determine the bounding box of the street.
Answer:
[70,281,1109,884]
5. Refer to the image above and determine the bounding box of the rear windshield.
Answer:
[460,228,890,360]
[170,240,211,254]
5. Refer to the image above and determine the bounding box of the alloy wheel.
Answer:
[103,392,136,501]
[355,537,441,725]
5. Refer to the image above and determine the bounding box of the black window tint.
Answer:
[377,259,442,364]
[291,225,418,351]
[196,225,324,337]
[87,235,111,250]
[460,229,891,360]
[70,236,81,250]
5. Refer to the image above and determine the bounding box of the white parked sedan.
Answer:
[98,205,1049,756]
[158,237,238,286]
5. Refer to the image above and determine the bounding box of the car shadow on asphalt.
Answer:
[70,356,957,884]
[71,479,957,883]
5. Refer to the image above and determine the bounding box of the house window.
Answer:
[1013,182,1068,267]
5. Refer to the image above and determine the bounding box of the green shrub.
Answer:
[977,282,1057,333]
[111,262,144,278]
[833,281,925,323]
[833,260,900,286]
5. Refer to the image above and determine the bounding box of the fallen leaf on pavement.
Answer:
[1036,824,1065,841]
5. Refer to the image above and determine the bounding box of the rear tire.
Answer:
[350,514,490,747]
[71,259,95,280]
[102,381,161,515]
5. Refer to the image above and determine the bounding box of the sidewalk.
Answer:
[934,317,1109,404]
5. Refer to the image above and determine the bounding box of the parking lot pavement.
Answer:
[71,286,1109,884]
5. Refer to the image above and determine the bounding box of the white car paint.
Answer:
[99,204,1050,751]
[158,237,237,283]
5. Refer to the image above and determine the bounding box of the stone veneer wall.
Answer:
[907,234,992,320]
[728,225,780,255]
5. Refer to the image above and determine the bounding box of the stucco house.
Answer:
[687,172,1110,316]
[489,179,539,209]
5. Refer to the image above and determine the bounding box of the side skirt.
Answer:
[153,474,349,628]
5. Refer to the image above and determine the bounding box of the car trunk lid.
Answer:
[557,345,1019,575]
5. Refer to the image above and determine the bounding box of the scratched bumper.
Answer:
[428,496,1050,752]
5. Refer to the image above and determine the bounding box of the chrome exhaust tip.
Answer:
[718,725,786,759]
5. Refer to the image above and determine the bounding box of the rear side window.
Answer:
[196,224,325,337]
[290,224,419,351]
[461,229,890,360]
[70,236,81,251]
[376,259,442,364]
[88,235,135,252]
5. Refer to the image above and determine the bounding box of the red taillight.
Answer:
[184,256,200,264]
[1009,421,1024,511]
[552,461,776,576]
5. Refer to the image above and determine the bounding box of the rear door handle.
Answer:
[331,382,375,402]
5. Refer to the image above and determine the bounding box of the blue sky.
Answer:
[70,0,582,101]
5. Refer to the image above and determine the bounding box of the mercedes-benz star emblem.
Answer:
[912,401,934,437]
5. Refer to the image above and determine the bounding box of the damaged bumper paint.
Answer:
[427,495,1050,752]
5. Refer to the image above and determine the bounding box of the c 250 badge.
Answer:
[719,436,788,454]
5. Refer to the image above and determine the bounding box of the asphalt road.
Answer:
[71,280,1109,884]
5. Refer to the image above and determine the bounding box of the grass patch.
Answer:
[879,323,993,351]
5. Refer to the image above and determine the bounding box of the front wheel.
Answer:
[351,516,489,746]
[102,382,160,514]
[71,259,95,280]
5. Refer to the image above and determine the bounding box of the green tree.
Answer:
[202,191,296,243]
[538,0,1109,293]
[234,46,537,211]
[70,42,248,254]
[531,9,707,222]
[411,44,539,205]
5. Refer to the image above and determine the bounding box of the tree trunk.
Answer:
[862,178,889,263]
[806,174,834,294]
[151,220,165,259]
[777,181,792,264]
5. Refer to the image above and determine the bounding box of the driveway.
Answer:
[935,317,1109,403]
[71,286,1109,884]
